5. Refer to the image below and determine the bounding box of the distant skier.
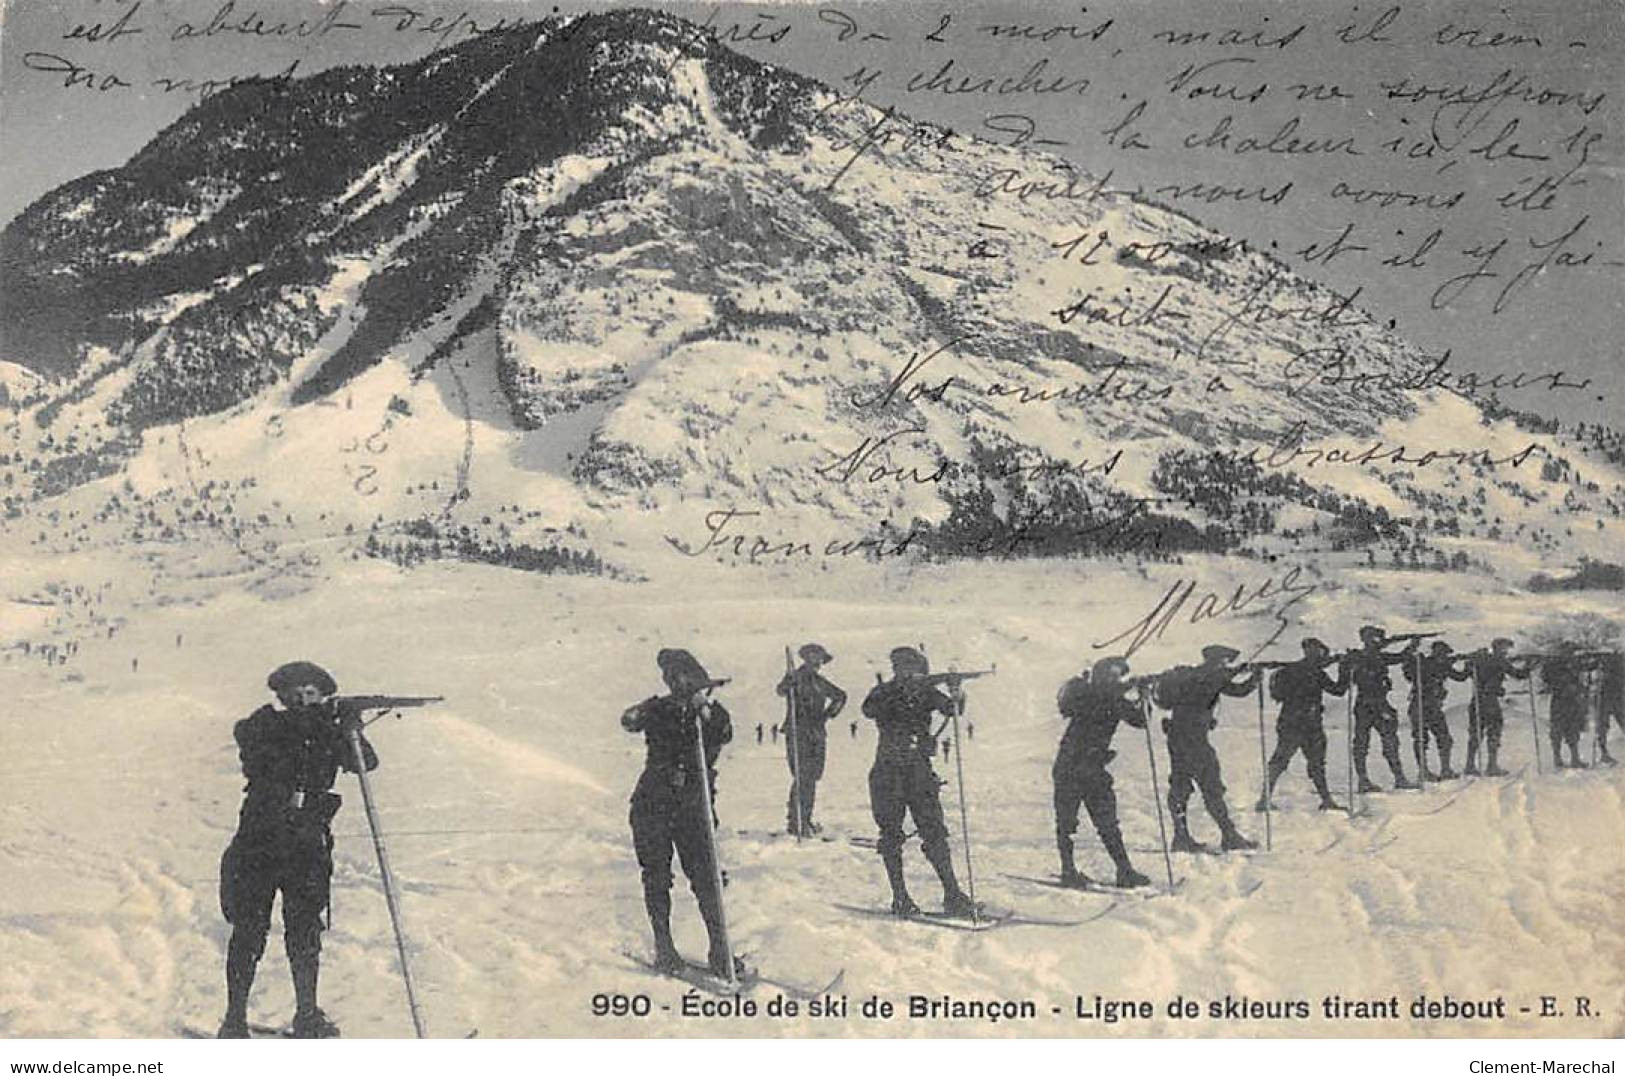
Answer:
[755,723,763,745]
[217,662,377,1039]
[1403,642,1470,779]
[850,721,858,740]
[1344,626,1421,792]
[1053,657,1151,888]
[622,649,736,977]
[863,647,979,918]
[1258,638,1348,811]
[1594,651,1623,767]
[1152,645,1258,853]
[776,643,847,836]
[1542,645,1590,769]
[1463,638,1530,776]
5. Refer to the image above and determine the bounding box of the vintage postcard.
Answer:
[0,0,1621,1045]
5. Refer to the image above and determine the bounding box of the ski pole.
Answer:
[692,697,737,985]
[1526,678,1543,776]
[343,726,427,1038]
[947,670,978,923]
[1345,689,1356,820]
[1140,696,1176,890]
[784,646,805,843]
[1468,660,1482,778]
[1255,679,1272,852]
[1412,650,1428,790]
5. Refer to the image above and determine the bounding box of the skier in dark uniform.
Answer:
[1344,626,1421,793]
[776,643,847,835]
[1053,656,1151,888]
[1403,641,1471,779]
[1257,637,1348,811]
[1464,638,1531,776]
[1541,645,1590,769]
[1595,651,1623,767]
[218,661,377,1039]
[622,649,736,976]
[863,646,978,917]
[1152,645,1259,853]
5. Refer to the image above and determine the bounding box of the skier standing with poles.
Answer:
[217,662,378,1039]
[776,643,847,837]
[1255,638,1348,813]
[1542,644,1591,770]
[1052,657,1153,888]
[1151,645,1259,854]
[622,649,740,979]
[1343,627,1423,793]
[861,647,981,919]
[1404,642,1470,780]
[1463,638,1530,776]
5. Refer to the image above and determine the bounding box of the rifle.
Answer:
[336,694,446,712]
[1385,631,1442,644]
[917,668,996,688]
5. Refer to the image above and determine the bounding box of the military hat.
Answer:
[1359,625,1385,641]
[1430,641,1453,654]
[1092,656,1130,681]
[657,648,722,690]
[1491,637,1515,650]
[798,643,834,666]
[267,661,337,697]
[1302,637,1330,653]
[890,646,929,674]
[1202,644,1240,663]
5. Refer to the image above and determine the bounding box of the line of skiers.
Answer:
[214,638,1621,1032]
[619,631,1624,973]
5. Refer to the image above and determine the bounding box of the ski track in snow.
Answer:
[0,561,1621,1038]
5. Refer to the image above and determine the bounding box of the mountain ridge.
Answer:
[1,7,1620,578]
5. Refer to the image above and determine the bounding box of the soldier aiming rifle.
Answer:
[1053,657,1152,888]
[862,647,982,918]
[218,662,382,1039]
[622,649,740,978]
[1151,645,1259,853]
[1403,641,1471,780]
[1462,639,1531,776]
[1255,638,1348,812]
[1343,627,1429,793]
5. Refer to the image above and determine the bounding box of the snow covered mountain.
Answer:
[2,8,1620,574]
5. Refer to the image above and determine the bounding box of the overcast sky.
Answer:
[1,0,1620,423]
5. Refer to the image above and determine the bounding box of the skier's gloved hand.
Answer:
[334,700,365,735]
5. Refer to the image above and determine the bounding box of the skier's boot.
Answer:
[1253,795,1274,813]
[1169,813,1208,854]
[1102,828,1149,888]
[1317,795,1344,812]
[290,1008,340,1039]
[1113,864,1151,888]
[706,943,748,982]
[1437,748,1459,780]
[890,893,922,917]
[1392,769,1420,791]
[289,950,337,1038]
[941,887,984,920]
[651,922,683,974]
[881,848,918,917]
[1600,749,1618,768]
[1356,777,1382,794]
[220,933,258,1040]
[1057,835,1092,888]
[1221,830,1259,852]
